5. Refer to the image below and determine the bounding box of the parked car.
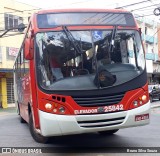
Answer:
[148,85,160,103]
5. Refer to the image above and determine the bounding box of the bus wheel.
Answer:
[98,129,119,135]
[29,113,49,144]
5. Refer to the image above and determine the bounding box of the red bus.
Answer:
[13,9,150,143]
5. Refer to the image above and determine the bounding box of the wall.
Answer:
[0,0,39,108]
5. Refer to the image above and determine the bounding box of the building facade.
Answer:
[136,15,160,85]
[0,0,38,108]
[0,1,160,108]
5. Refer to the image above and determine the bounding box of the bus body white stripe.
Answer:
[39,102,150,137]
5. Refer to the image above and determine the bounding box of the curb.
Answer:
[0,107,16,114]
[151,104,160,108]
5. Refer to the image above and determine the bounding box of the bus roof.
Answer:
[36,8,130,14]
[34,9,136,29]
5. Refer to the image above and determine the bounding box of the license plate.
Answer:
[135,114,149,121]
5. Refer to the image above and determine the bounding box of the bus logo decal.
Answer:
[74,109,97,114]
[97,107,105,113]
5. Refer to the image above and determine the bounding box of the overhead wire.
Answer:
[115,0,151,9]
[146,28,160,42]
[81,0,156,24]
[149,0,160,6]
[131,3,160,12]
[0,0,159,38]
[135,13,155,17]
[114,0,159,19]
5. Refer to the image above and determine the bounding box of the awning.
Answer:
[0,69,13,73]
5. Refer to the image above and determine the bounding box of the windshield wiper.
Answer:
[90,31,101,89]
[62,26,82,54]
[132,34,139,69]
[109,25,118,53]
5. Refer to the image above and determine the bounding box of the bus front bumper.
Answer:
[39,102,150,137]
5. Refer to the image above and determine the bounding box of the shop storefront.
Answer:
[0,70,14,108]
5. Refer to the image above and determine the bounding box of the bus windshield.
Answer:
[36,29,145,90]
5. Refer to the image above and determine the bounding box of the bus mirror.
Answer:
[24,38,34,60]
[18,23,26,32]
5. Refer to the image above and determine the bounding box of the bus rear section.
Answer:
[14,9,150,143]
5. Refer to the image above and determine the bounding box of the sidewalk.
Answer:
[151,102,160,109]
[0,106,17,115]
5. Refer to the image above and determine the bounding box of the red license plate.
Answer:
[135,114,149,121]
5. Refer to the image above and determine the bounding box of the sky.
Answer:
[16,0,160,21]
[15,0,128,9]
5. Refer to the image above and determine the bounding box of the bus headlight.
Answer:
[141,95,147,101]
[41,99,70,115]
[45,103,52,110]
[130,93,148,109]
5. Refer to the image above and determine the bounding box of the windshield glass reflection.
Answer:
[36,29,145,90]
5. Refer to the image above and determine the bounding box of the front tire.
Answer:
[98,129,119,135]
[29,113,49,143]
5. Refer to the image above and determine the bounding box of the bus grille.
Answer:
[72,92,125,107]
[77,116,125,128]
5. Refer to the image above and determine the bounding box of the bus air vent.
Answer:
[72,92,125,107]
[77,116,125,128]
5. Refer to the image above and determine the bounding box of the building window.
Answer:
[4,13,23,30]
